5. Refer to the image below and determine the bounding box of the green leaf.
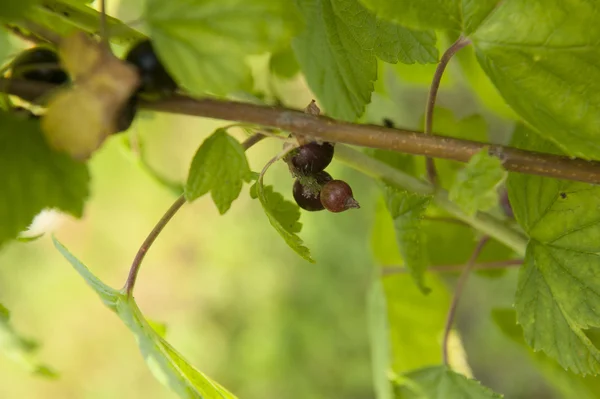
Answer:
[0,112,89,248]
[0,303,57,378]
[472,0,600,159]
[292,0,437,121]
[269,47,300,79]
[508,124,600,374]
[368,279,394,399]
[358,0,498,32]
[395,365,502,398]
[53,238,237,399]
[255,184,314,262]
[449,148,507,216]
[492,308,600,399]
[384,275,450,373]
[145,0,300,95]
[382,186,432,294]
[27,0,144,46]
[185,129,252,214]
[0,0,40,22]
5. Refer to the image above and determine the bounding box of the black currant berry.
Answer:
[320,180,360,213]
[292,171,332,212]
[114,96,138,134]
[125,39,177,97]
[11,47,68,85]
[290,142,334,174]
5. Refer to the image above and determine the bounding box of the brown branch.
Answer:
[5,78,600,185]
[381,259,522,276]
[442,236,490,365]
[424,36,471,185]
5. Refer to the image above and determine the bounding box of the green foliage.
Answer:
[26,0,144,45]
[0,303,56,378]
[185,129,252,214]
[269,47,300,79]
[508,125,600,374]
[0,0,40,22]
[292,0,437,121]
[0,112,89,248]
[359,0,498,33]
[254,184,313,262]
[471,0,600,159]
[449,149,506,216]
[383,275,450,373]
[382,186,432,294]
[146,0,300,95]
[493,308,600,399]
[395,365,502,398]
[425,109,489,191]
[53,238,238,399]
[368,279,394,399]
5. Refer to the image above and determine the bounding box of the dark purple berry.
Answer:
[114,96,138,134]
[292,171,332,212]
[11,47,68,85]
[320,180,360,213]
[291,142,334,174]
[125,39,177,97]
[293,180,324,211]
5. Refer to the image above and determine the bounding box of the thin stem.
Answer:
[334,145,528,255]
[381,259,522,276]
[123,194,186,297]
[6,79,600,185]
[241,133,265,150]
[123,133,265,297]
[442,236,490,365]
[99,0,108,47]
[425,36,471,185]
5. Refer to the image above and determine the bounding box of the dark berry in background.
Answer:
[125,39,177,97]
[11,47,68,85]
[114,96,138,134]
[320,180,360,213]
[291,142,334,174]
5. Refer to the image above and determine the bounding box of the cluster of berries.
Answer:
[8,39,176,129]
[289,141,359,213]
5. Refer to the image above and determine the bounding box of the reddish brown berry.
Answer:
[291,142,334,174]
[320,180,360,213]
[292,171,332,212]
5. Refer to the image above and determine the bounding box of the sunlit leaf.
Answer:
[395,365,502,398]
[292,0,437,121]
[358,0,498,32]
[0,112,89,248]
[382,186,432,294]
[145,0,300,95]
[449,149,506,216]
[0,303,57,378]
[508,124,600,374]
[185,129,252,214]
[472,0,600,159]
[53,238,237,399]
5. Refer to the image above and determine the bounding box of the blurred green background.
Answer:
[0,1,574,398]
